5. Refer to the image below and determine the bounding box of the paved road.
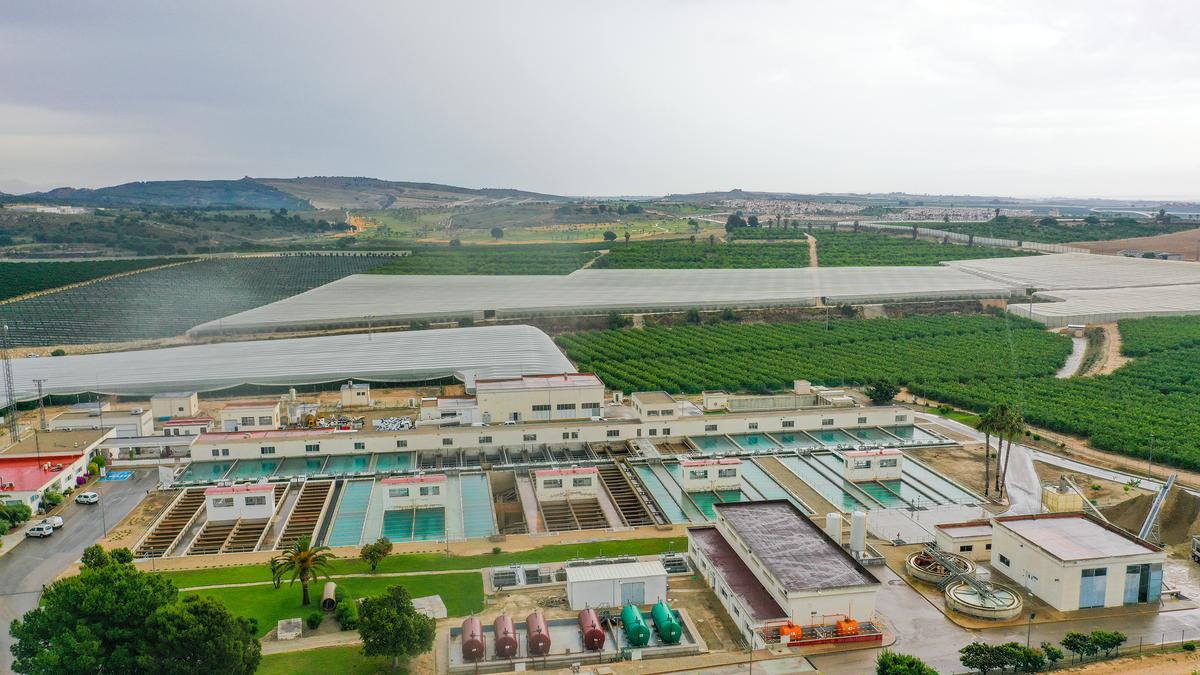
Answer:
[0,468,157,673]
[1056,336,1087,378]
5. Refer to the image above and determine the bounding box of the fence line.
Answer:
[824,221,1089,255]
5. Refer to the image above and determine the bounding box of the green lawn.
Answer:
[185,572,482,637]
[257,645,401,675]
[156,537,685,589]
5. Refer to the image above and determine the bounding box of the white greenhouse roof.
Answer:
[946,253,1200,291]
[189,266,1014,335]
[0,325,573,407]
[1011,284,1200,328]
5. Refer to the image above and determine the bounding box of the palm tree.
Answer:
[270,536,336,606]
[976,407,1002,497]
[997,406,1026,496]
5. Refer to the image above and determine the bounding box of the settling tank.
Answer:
[493,614,518,659]
[578,608,606,651]
[620,604,651,647]
[526,611,551,656]
[651,601,682,644]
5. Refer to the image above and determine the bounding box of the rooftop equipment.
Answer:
[824,512,841,544]
[461,617,485,661]
[526,611,551,656]
[620,604,651,647]
[493,614,518,659]
[578,608,606,651]
[850,511,867,553]
[651,601,682,645]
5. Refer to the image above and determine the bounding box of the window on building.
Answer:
[442,438,453,446]
[354,442,365,450]
[985,543,992,550]
[245,496,266,506]
[532,404,551,412]
[607,430,620,438]
[731,605,739,617]
[782,420,795,428]
[305,444,320,453]
[221,448,229,456]
[556,403,576,411]
[419,486,440,496]
[543,479,562,489]
[213,497,234,508]
[260,446,276,455]
[582,402,601,410]
[523,434,537,442]
[748,422,758,430]
[257,416,273,426]
[240,416,254,426]
[648,428,658,436]
[396,440,407,448]
[648,410,660,416]
[478,436,492,444]
[573,477,592,487]
[999,554,1010,566]
[895,414,907,422]
[959,544,974,552]
[388,488,410,498]
[662,428,670,435]
[858,416,867,424]
[879,458,898,468]
[211,449,220,457]
[689,470,709,480]
[853,460,871,469]
[705,424,718,432]
[718,468,737,478]
[822,418,834,426]
[563,432,571,440]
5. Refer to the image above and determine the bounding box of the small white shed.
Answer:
[566,560,668,610]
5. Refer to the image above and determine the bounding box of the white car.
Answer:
[75,492,100,504]
[41,515,64,529]
[25,523,54,538]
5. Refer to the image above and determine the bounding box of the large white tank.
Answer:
[850,511,867,553]
[825,513,842,544]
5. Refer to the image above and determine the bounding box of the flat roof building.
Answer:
[688,500,880,648]
[565,560,668,610]
[49,408,154,438]
[474,373,605,424]
[150,392,200,420]
[218,401,281,432]
[990,512,1165,612]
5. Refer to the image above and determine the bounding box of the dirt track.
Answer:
[1082,323,1130,376]
[1070,226,1200,261]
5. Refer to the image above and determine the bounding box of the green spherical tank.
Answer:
[620,604,651,647]
[651,601,682,644]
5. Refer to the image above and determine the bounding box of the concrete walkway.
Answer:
[1056,335,1087,378]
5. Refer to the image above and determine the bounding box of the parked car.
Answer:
[25,523,54,538]
[75,492,100,504]
[41,515,64,529]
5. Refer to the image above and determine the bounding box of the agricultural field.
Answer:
[0,257,182,301]
[558,314,1070,393]
[912,316,1200,471]
[0,254,395,345]
[936,217,1196,244]
[595,240,810,269]
[727,225,825,239]
[812,230,1034,266]
[368,244,601,274]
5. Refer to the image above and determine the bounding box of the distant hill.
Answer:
[15,178,311,210]
[258,176,570,210]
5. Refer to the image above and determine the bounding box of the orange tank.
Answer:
[778,622,802,637]
[834,618,860,636]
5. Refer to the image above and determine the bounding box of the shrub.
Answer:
[50,349,66,356]
[93,454,107,468]
[492,546,501,555]
[306,612,323,629]
[88,462,100,476]
[335,599,359,630]
[1184,641,1196,651]
[876,650,937,674]
[42,491,64,508]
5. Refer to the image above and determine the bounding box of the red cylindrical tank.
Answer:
[461,617,485,661]
[526,611,551,656]
[578,608,605,651]
[494,614,518,659]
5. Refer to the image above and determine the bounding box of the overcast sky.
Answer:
[2,1,1198,199]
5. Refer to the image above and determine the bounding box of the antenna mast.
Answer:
[1,324,18,443]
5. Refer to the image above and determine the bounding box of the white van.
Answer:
[41,515,65,529]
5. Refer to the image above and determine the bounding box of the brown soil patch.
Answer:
[101,489,178,550]
[1085,323,1130,375]
[1032,461,1151,509]
[909,443,995,501]
[1103,486,1200,545]
[1070,226,1200,261]
[662,575,745,651]
[1057,648,1200,673]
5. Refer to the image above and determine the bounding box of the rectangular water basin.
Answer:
[458,473,496,538]
[778,455,873,512]
[325,454,371,474]
[901,457,979,504]
[226,459,279,481]
[847,427,900,443]
[689,435,742,453]
[773,432,824,450]
[728,433,781,452]
[373,452,412,473]
[808,429,860,447]
[327,480,374,546]
[383,507,446,542]
[632,465,690,524]
[177,461,233,482]
[277,456,327,477]
[881,425,943,444]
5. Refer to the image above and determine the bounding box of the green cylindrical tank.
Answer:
[620,604,651,647]
[651,601,682,644]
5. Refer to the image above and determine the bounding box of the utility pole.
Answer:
[33,378,48,431]
[1,324,18,443]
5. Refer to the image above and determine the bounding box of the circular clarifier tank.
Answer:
[944,580,1024,620]
[905,550,976,584]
